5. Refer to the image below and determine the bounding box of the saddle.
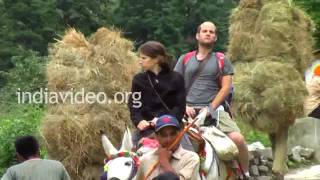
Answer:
[187,127,245,179]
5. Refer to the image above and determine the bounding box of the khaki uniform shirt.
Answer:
[134,145,200,180]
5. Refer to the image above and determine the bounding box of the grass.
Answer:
[236,120,271,147]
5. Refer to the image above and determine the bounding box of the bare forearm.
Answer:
[210,75,232,110]
[210,86,230,109]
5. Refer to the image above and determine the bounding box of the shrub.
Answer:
[0,104,44,176]
[237,120,271,147]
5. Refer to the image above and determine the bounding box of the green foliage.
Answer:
[237,120,271,147]
[112,0,237,57]
[3,50,47,91]
[0,0,114,58]
[0,50,47,176]
[0,0,115,87]
[0,0,60,62]
[0,104,44,176]
[0,0,58,89]
[0,50,47,110]
[55,0,114,36]
[294,0,320,49]
[1,0,318,174]
[287,157,317,169]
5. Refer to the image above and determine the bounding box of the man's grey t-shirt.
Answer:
[174,52,234,106]
[1,159,70,180]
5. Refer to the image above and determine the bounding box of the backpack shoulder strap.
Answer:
[182,50,196,76]
[183,51,197,65]
[215,52,234,118]
[215,52,225,71]
[215,52,225,88]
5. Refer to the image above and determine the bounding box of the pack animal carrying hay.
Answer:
[41,27,139,179]
[228,0,314,177]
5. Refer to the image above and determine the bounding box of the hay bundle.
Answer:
[228,0,314,72]
[228,0,314,176]
[228,1,261,63]
[233,61,306,132]
[252,2,314,73]
[238,0,263,9]
[41,27,139,179]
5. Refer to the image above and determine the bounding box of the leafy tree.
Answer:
[112,0,237,57]
[294,0,320,49]
[0,104,44,176]
[0,50,47,109]
[56,0,114,36]
[0,0,115,87]
[0,0,58,89]
[0,0,60,61]
[0,0,114,59]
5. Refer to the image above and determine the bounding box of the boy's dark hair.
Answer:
[15,135,39,159]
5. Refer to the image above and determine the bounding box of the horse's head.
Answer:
[101,127,138,180]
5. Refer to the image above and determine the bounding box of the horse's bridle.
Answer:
[103,151,140,180]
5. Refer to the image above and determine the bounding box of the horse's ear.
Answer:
[102,134,118,156]
[120,126,133,152]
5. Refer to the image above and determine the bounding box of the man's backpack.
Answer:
[182,51,234,117]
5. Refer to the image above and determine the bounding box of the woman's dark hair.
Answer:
[15,135,39,159]
[138,41,173,71]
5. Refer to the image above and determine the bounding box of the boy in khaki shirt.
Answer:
[134,115,200,180]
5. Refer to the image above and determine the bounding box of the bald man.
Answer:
[174,21,250,178]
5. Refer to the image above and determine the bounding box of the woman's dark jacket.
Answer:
[128,70,186,127]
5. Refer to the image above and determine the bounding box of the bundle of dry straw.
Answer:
[228,0,314,130]
[233,61,306,132]
[228,0,314,74]
[228,0,314,175]
[41,27,139,179]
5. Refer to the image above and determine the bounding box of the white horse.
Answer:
[101,111,238,180]
[101,127,138,180]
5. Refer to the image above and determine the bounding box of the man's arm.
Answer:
[173,55,185,75]
[210,75,232,111]
[174,55,198,118]
[209,56,234,112]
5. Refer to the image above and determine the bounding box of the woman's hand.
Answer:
[137,120,151,131]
